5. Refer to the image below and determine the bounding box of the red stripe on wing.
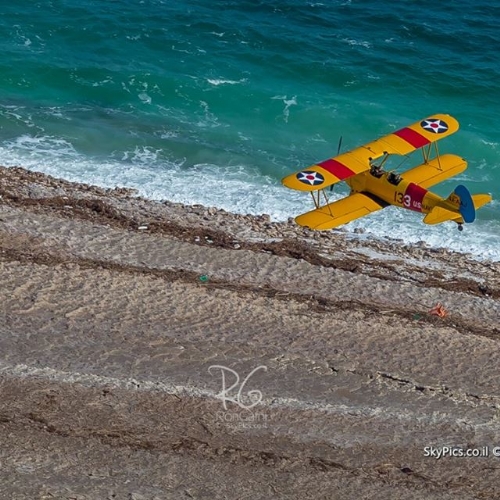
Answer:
[394,127,430,149]
[318,159,355,180]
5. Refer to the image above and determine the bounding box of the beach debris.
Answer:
[198,274,209,283]
[204,236,214,244]
[429,302,448,318]
[138,225,148,230]
[194,236,201,242]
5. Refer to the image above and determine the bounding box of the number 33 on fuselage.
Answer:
[282,114,492,231]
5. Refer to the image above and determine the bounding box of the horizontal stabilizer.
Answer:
[423,192,492,225]
[470,194,493,210]
[295,192,386,230]
[423,206,462,225]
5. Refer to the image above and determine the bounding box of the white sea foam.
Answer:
[207,78,247,86]
[92,77,114,87]
[138,92,152,104]
[342,37,371,49]
[271,95,297,123]
[196,100,221,128]
[480,139,498,149]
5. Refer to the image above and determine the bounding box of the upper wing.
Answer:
[402,154,467,188]
[282,114,459,192]
[281,150,372,192]
[362,113,459,158]
[294,192,387,230]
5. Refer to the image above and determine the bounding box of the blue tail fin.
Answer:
[454,185,475,223]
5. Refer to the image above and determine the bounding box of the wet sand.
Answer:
[1,165,499,499]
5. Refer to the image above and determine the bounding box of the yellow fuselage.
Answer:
[346,170,444,215]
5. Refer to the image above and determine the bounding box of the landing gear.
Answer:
[457,223,463,232]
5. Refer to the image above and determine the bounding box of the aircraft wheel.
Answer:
[457,224,463,232]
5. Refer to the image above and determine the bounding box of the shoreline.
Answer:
[1,165,500,499]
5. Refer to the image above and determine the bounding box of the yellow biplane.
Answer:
[282,114,492,231]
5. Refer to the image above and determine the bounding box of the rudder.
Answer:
[453,185,475,223]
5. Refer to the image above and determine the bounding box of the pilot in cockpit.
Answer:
[387,171,402,185]
[369,163,384,178]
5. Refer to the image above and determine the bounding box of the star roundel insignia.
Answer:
[420,118,449,134]
[296,170,325,186]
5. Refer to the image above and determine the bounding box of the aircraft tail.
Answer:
[423,185,492,225]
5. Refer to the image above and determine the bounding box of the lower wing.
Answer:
[295,192,387,230]
[402,154,467,188]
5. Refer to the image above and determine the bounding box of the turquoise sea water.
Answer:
[0,0,499,259]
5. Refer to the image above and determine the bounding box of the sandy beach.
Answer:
[0,165,499,499]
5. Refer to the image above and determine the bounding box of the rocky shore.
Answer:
[1,165,499,499]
